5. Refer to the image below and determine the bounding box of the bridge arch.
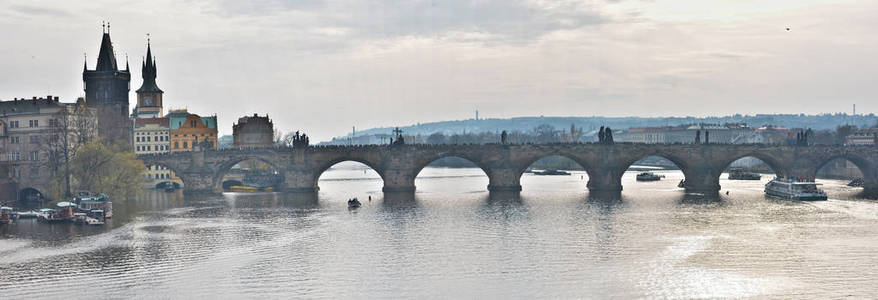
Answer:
[516,153,591,191]
[313,157,385,192]
[141,161,186,189]
[715,152,787,181]
[213,156,286,193]
[615,151,694,192]
[18,187,45,205]
[412,154,490,192]
[814,154,874,184]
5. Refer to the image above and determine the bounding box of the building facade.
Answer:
[82,27,132,146]
[615,123,771,144]
[168,109,218,152]
[233,114,275,149]
[133,118,181,187]
[846,128,878,146]
[0,96,98,202]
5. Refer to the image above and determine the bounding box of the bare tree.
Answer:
[38,103,97,197]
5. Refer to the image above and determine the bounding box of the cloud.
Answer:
[8,4,72,17]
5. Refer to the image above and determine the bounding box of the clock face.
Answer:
[144,97,153,106]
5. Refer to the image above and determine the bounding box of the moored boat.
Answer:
[636,172,663,181]
[0,207,13,225]
[533,169,571,176]
[728,168,761,180]
[16,210,39,219]
[74,191,113,219]
[85,210,106,225]
[764,178,827,201]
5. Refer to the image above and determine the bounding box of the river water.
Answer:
[2,166,878,299]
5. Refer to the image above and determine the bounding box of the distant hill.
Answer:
[321,113,878,144]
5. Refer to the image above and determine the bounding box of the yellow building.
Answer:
[133,117,181,188]
[168,109,218,152]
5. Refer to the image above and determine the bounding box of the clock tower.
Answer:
[134,38,163,118]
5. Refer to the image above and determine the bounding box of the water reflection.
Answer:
[2,169,878,299]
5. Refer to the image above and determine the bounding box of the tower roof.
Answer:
[137,39,163,93]
[95,32,118,71]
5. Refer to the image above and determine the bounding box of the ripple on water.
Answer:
[2,170,878,298]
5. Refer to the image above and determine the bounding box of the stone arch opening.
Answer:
[19,187,45,206]
[316,160,384,194]
[519,154,589,191]
[413,155,490,192]
[621,154,687,190]
[215,157,285,193]
[718,154,784,181]
[815,155,871,187]
[142,162,185,189]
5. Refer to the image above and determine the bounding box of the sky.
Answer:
[0,0,876,141]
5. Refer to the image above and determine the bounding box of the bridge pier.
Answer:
[682,168,721,193]
[486,168,522,192]
[178,171,220,194]
[382,169,416,193]
[586,168,623,192]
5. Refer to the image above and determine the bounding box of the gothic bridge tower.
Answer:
[133,37,163,118]
[82,23,132,145]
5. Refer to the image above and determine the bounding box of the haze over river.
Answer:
[2,165,878,298]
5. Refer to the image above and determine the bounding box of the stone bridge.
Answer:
[137,144,878,195]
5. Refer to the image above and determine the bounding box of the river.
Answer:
[1,166,877,298]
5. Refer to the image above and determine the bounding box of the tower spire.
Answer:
[137,34,162,94]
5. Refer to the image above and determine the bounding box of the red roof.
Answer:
[135,117,169,128]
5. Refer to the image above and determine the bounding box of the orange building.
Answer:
[168,109,218,152]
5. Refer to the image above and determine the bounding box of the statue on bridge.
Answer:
[501,130,508,144]
[292,131,310,147]
[603,127,614,144]
[705,130,710,144]
[795,128,813,146]
[392,127,405,146]
[598,126,605,143]
[695,130,701,144]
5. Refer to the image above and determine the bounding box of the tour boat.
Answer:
[728,168,761,180]
[636,172,663,181]
[533,169,571,176]
[0,207,13,225]
[75,192,113,219]
[764,178,827,201]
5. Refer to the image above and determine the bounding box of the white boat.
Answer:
[764,178,827,201]
[85,210,106,225]
[16,210,39,218]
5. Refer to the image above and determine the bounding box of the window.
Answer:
[29,151,38,161]
[174,142,179,149]
[11,152,20,160]
[147,146,151,151]
[10,136,19,144]
[191,120,197,127]
[9,121,18,128]
[28,120,38,127]
[48,119,56,127]
[147,136,151,142]
[183,142,188,148]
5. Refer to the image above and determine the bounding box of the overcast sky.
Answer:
[1,0,876,140]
